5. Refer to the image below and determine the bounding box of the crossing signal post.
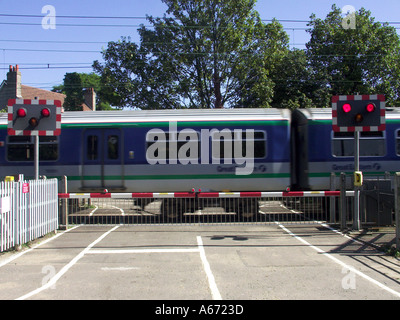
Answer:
[7,99,62,180]
[332,95,386,230]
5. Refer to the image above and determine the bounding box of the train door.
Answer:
[82,128,125,190]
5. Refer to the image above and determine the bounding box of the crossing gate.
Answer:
[58,190,355,225]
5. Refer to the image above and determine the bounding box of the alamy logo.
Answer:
[145,122,255,175]
[42,265,56,289]
[342,5,356,30]
[342,266,356,290]
[42,5,56,30]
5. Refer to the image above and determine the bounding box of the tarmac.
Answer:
[342,226,399,254]
[0,222,399,301]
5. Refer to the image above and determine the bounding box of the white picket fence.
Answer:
[0,178,58,252]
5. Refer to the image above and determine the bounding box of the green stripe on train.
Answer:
[308,172,391,178]
[0,118,399,130]
[61,120,289,129]
[0,120,289,130]
[65,172,291,181]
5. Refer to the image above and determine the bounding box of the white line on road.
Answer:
[0,226,80,269]
[84,236,221,300]
[88,238,221,300]
[276,222,400,299]
[89,205,98,216]
[88,237,221,300]
[88,248,200,254]
[111,206,125,215]
[197,236,222,300]
[101,267,140,271]
[16,225,120,300]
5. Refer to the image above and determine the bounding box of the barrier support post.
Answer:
[340,172,347,231]
[395,172,400,251]
[353,131,361,231]
[330,172,336,223]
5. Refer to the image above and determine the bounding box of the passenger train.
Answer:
[0,107,399,194]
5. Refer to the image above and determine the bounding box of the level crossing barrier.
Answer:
[58,190,355,226]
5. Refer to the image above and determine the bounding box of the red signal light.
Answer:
[41,108,51,117]
[17,108,27,118]
[342,103,352,113]
[366,103,376,113]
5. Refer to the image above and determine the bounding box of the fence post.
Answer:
[60,175,68,230]
[13,180,22,251]
[340,172,347,231]
[395,172,400,251]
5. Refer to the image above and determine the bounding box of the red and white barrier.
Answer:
[58,190,354,199]
[197,191,353,198]
[58,192,196,199]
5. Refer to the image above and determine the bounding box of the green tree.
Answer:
[306,5,400,107]
[62,72,84,111]
[93,39,146,108]
[53,72,114,110]
[270,49,314,109]
[93,0,290,109]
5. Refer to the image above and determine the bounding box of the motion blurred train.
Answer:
[0,107,399,193]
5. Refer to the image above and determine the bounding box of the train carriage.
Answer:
[0,108,292,193]
[1,106,400,195]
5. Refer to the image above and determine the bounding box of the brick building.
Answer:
[0,65,96,111]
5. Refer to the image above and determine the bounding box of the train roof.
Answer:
[60,108,292,124]
[0,108,292,126]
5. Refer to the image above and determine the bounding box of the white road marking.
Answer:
[101,267,140,271]
[88,236,222,300]
[111,206,124,215]
[0,226,80,269]
[89,206,98,216]
[276,222,400,299]
[16,226,119,300]
[318,222,365,246]
[197,236,222,300]
[89,248,200,254]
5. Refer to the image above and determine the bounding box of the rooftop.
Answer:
[21,85,65,104]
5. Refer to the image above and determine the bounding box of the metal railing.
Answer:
[0,178,58,252]
[59,190,355,226]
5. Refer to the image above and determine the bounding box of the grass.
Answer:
[381,244,400,258]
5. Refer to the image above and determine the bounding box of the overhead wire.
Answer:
[1,12,399,86]
[1,12,400,24]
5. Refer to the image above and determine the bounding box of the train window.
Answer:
[107,135,119,160]
[332,131,386,157]
[87,135,98,160]
[211,130,266,161]
[7,136,58,162]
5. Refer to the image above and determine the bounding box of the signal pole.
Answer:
[353,131,360,230]
[34,136,39,180]
[332,94,386,231]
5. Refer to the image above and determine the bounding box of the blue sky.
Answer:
[1,0,399,91]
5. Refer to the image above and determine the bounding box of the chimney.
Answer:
[83,87,96,111]
[7,65,22,99]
